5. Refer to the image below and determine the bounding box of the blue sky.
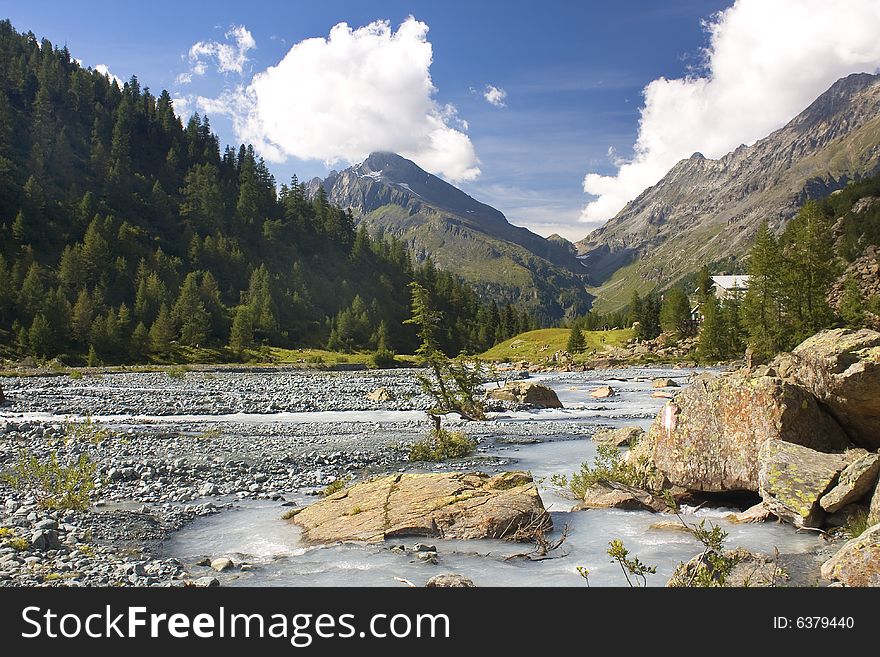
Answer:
[4,1,880,241]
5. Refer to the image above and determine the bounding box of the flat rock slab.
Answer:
[821,523,880,587]
[573,481,666,513]
[291,471,549,543]
[758,442,853,527]
[591,425,644,447]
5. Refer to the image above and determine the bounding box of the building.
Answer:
[710,275,750,300]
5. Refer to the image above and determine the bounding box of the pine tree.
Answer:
[698,295,726,362]
[659,287,691,339]
[149,304,175,355]
[173,272,210,346]
[741,222,785,358]
[228,305,254,354]
[838,276,864,328]
[567,321,586,353]
[28,313,53,357]
[130,322,150,360]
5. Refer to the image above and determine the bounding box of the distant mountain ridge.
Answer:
[577,72,880,312]
[309,152,592,319]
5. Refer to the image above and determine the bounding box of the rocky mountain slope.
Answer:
[578,73,880,312]
[309,152,592,320]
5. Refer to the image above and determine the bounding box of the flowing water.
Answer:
[159,367,822,587]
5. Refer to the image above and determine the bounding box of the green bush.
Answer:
[4,450,96,511]
[321,477,349,497]
[68,370,83,380]
[64,416,112,445]
[555,443,643,498]
[370,348,397,369]
[166,366,189,379]
[409,428,476,462]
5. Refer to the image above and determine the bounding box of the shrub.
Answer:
[68,370,83,380]
[607,539,656,587]
[4,450,96,511]
[166,366,189,379]
[64,416,111,445]
[558,443,643,498]
[305,354,324,365]
[321,477,349,497]
[843,508,869,539]
[409,428,476,462]
[6,536,29,551]
[370,348,397,369]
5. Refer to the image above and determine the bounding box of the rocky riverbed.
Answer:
[0,366,833,587]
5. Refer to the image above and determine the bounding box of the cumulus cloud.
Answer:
[581,0,880,224]
[483,84,507,108]
[94,64,123,87]
[199,17,479,182]
[179,25,255,84]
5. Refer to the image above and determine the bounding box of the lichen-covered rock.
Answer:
[652,378,679,388]
[291,471,550,543]
[820,451,880,513]
[572,481,667,513]
[726,502,775,524]
[591,425,644,447]
[487,381,562,408]
[820,523,880,586]
[758,442,852,527]
[425,574,475,588]
[869,477,880,527]
[642,374,850,492]
[784,328,880,449]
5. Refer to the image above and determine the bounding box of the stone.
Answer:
[869,476,880,527]
[641,373,851,493]
[0,382,4,405]
[487,382,562,408]
[785,328,880,449]
[210,557,234,572]
[652,378,679,388]
[725,502,774,524]
[591,425,644,447]
[30,530,62,552]
[292,471,550,543]
[199,482,218,497]
[367,387,395,402]
[34,518,58,531]
[190,576,220,587]
[820,523,880,586]
[652,391,673,398]
[649,520,692,533]
[668,549,786,587]
[758,442,852,527]
[820,451,880,513]
[425,574,475,587]
[573,481,667,513]
[589,385,614,399]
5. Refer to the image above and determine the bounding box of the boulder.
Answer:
[573,481,667,513]
[589,385,614,399]
[820,451,880,513]
[652,378,679,388]
[292,471,550,543]
[210,557,234,572]
[784,328,880,449]
[0,381,4,404]
[652,390,674,398]
[591,425,644,447]
[726,502,774,524]
[869,477,880,527]
[487,381,562,408]
[30,529,62,551]
[820,523,880,586]
[367,387,395,402]
[758,442,853,527]
[642,373,850,492]
[425,574,475,588]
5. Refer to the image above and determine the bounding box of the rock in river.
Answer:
[589,386,614,399]
[642,373,851,492]
[758,442,854,527]
[573,481,666,513]
[291,471,550,543]
[821,523,880,587]
[425,574,476,588]
[783,328,880,449]
[591,425,643,447]
[487,381,562,408]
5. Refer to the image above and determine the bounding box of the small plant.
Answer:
[305,354,324,365]
[68,370,83,380]
[408,428,476,462]
[321,477,349,497]
[562,443,643,498]
[349,506,363,515]
[576,565,591,587]
[64,416,112,445]
[842,508,869,539]
[607,539,656,587]
[4,450,96,511]
[6,536,29,551]
[78,544,95,557]
[335,355,349,364]
[0,527,13,538]
[196,427,222,441]
[281,508,300,520]
[166,366,189,379]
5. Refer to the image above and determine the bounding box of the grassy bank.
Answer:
[480,328,633,362]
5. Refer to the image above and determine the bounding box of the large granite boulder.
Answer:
[290,471,549,543]
[869,478,880,527]
[820,451,880,514]
[758,442,854,527]
[820,523,880,586]
[642,374,850,492]
[487,381,562,408]
[783,328,880,449]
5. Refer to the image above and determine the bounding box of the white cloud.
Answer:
[172,95,193,120]
[199,17,480,182]
[181,24,255,83]
[581,0,880,224]
[483,84,507,108]
[94,64,123,87]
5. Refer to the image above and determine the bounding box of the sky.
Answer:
[4,1,880,242]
